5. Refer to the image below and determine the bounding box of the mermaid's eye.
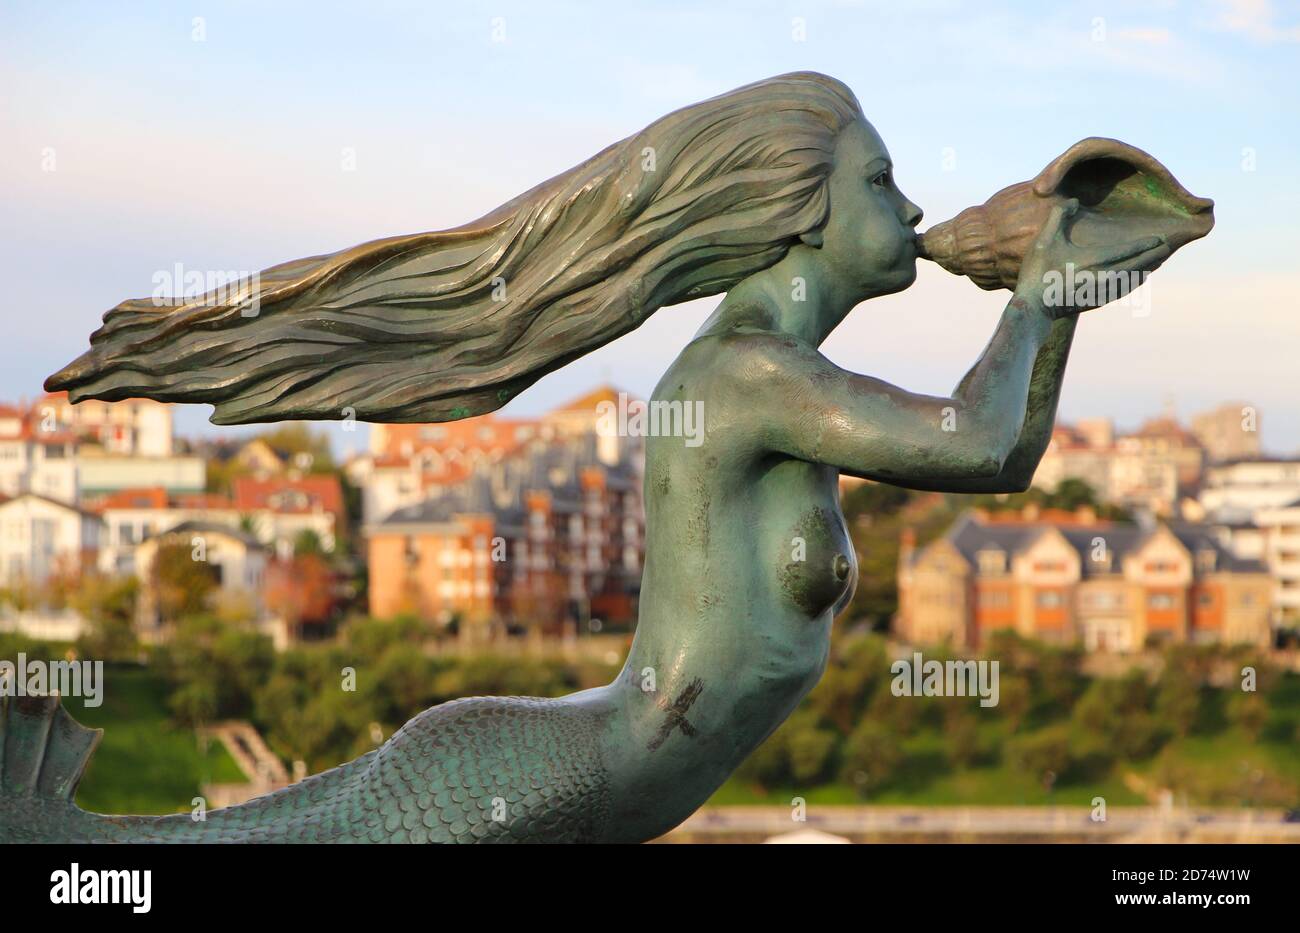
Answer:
[871,170,891,189]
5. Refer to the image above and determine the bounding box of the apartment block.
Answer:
[1191,402,1261,464]
[1033,416,1206,516]
[365,431,643,637]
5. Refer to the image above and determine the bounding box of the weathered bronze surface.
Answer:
[918,137,1214,290]
[3,72,1211,843]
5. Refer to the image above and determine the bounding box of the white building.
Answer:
[1199,459,1300,525]
[0,405,79,504]
[1032,419,1194,516]
[94,488,241,576]
[34,392,173,458]
[1253,499,1300,627]
[76,452,206,499]
[0,493,103,586]
[1199,460,1300,632]
[133,521,268,639]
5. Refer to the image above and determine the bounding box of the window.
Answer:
[1036,590,1063,609]
[1148,593,1176,610]
[979,590,1010,609]
[977,549,1006,575]
[1083,590,1123,611]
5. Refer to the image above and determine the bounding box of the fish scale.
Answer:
[0,695,612,843]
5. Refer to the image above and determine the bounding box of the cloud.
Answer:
[1114,27,1175,44]
[1209,0,1300,43]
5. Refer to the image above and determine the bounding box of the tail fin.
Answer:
[0,694,102,803]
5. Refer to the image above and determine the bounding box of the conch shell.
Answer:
[917,137,1214,290]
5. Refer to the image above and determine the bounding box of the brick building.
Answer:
[897,507,1273,652]
[365,431,642,639]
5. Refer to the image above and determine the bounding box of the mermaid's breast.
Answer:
[776,505,857,618]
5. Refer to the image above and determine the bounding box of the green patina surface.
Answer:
[6,73,1211,843]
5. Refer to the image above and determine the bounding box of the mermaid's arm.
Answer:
[892,314,1078,493]
[749,197,1166,491]
[746,289,1057,488]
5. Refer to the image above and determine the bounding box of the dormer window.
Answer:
[1196,549,1218,574]
[976,548,1006,575]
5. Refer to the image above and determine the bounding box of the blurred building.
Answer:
[1033,415,1206,516]
[32,391,173,458]
[1191,402,1261,464]
[897,507,1272,652]
[1197,459,1300,632]
[350,385,643,526]
[74,451,206,498]
[1198,459,1300,525]
[92,487,240,575]
[1253,499,1300,629]
[91,474,344,573]
[232,474,345,556]
[365,421,643,638]
[0,492,103,585]
[133,521,269,641]
[0,405,79,503]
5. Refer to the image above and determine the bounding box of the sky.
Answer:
[1,0,1297,458]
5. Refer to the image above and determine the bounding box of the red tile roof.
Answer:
[90,487,170,511]
[233,475,344,516]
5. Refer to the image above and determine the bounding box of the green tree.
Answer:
[71,575,139,661]
[1227,691,1269,740]
[152,543,219,621]
[1007,725,1071,788]
[996,672,1033,732]
[1155,666,1202,738]
[942,704,982,768]
[1072,672,1165,759]
[158,616,275,726]
[840,720,902,798]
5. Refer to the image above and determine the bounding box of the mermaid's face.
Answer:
[815,119,923,299]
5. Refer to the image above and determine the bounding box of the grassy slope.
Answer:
[44,666,1300,814]
[68,667,245,815]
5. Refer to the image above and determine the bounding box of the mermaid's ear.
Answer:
[799,228,824,248]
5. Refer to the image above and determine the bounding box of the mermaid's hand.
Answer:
[1015,199,1171,318]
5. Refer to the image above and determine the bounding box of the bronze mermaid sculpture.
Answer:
[1,72,1212,842]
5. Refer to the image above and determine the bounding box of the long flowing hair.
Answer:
[47,72,862,424]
